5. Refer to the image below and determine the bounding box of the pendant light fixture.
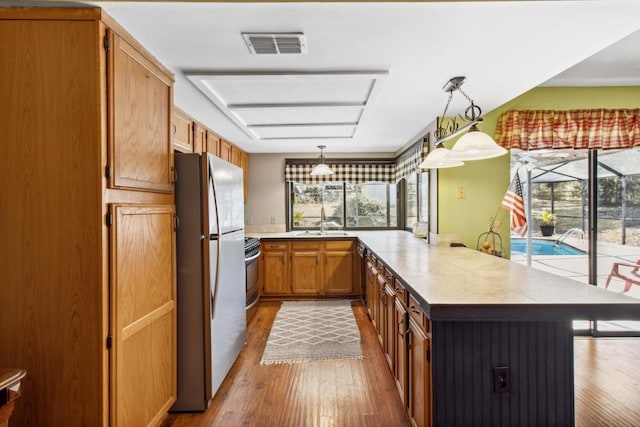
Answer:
[419,76,506,169]
[310,145,333,176]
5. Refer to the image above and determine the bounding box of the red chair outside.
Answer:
[605,259,640,292]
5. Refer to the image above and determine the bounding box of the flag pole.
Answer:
[526,166,532,267]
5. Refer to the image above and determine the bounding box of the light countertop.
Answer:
[251,230,640,321]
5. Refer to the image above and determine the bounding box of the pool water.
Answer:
[511,239,585,256]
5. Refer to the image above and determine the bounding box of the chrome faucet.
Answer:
[320,206,326,234]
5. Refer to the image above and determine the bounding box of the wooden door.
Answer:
[291,242,322,294]
[110,204,177,427]
[172,107,193,153]
[408,316,431,427]
[324,240,354,294]
[109,31,174,192]
[262,242,290,295]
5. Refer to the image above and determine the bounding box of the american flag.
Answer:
[501,173,528,236]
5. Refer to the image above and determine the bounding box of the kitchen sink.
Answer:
[293,230,351,237]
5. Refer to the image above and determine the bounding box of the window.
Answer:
[290,181,397,230]
[404,172,429,230]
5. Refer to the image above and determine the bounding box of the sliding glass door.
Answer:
[512,148,640,336]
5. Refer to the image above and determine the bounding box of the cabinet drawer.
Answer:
[324,240,354,251]
[393,279,408,307]
[408,294,429,333]
[291,241,322,251]
[262,241,288,251]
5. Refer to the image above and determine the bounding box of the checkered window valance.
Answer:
[284,160,396,184]
[394,143,425,183]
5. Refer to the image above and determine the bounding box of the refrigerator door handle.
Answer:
[209,239,220,320]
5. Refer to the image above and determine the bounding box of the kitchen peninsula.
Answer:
[255,230,640,427]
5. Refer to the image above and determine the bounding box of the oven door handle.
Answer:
[244,250,261,263]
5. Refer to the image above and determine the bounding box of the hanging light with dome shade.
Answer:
[419,76,507,169]
[310,145,334,176]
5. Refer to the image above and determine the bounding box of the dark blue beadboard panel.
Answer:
[431,320,574,427]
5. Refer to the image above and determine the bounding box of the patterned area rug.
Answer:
[260,300,364,365]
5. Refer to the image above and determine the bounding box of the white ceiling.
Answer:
[70,1,640,154]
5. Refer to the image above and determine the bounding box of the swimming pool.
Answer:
[511,239,585,256]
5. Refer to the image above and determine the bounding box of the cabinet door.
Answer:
[262,242,290,295]
[110,32,174,192]
[291,242,322,294]
[324,241,354,294]
[219,138,232,162]
[408,316,431,427]
[366,258,379,328]
[193,123,207,154]
[240,150,249,203]
[206,130,220,156]
[231,144,242,167]
[384,283,396,371]
[172,108,193,153]
[395,298,409,409]
[110,204,177,427]
[376,272,386,347]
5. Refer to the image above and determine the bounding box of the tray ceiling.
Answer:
[186,71,388,141]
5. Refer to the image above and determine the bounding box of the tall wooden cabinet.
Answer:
[0,7,176,427]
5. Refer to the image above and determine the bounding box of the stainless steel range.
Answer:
[244,237,260,323]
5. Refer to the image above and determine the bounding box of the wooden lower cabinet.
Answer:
[324,240,355,294]
[261,241,291,296]
[110,204,176,427]
[366,254,380,331]
[394,297,409,409]
[291,241,322,295]
[261,239,358,298]
[408,312,431,427]
[364,251,431,427]
[383,282,396,371]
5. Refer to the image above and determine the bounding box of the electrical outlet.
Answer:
[270,216,276,224]
[493,366,511,393]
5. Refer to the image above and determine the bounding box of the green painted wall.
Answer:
[437,86,640,255]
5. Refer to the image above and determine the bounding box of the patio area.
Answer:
[510,235,640,331]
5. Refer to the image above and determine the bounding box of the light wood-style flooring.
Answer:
[163,301,640,427]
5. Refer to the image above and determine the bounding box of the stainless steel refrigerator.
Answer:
[172,153,247,411]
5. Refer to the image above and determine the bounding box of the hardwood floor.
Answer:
[162,300,410,427]
[162,301,640,427]
[575,337,640,427]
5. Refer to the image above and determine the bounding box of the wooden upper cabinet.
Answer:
[109,31,174,193]
[206,130,220,156]
[172,107,193,153]
[190,123,204,154]
[219,138,233,162]
[240,150,249,202]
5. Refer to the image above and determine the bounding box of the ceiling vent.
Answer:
[242,33,307,55]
